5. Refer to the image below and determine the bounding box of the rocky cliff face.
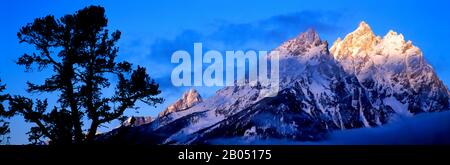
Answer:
[331,21,449,114]
[158,89,203,117]
[121,116,153,127]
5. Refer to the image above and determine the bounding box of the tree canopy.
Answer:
[0,5,163,144]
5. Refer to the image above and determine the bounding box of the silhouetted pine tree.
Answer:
[0,80,10,144]
[5,5,163,144]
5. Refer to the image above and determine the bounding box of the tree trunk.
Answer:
[63,62,84,144]
[86,120,99,141]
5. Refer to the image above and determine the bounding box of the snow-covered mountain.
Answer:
[121,116,153,127]
[98,22,450,144]
[331,21,449,115]
[158,88,203,117]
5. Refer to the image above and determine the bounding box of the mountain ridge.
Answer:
[158,88,203,117]
[98,21,450,144]
[331,21,449,114]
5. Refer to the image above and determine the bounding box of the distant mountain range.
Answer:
[97,22,450,144]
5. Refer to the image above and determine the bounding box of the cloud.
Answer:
[210,111,450,145]
[143,10,343,57]
[322,111,450,145]
[208,10,343,49]
[135,10,344,85]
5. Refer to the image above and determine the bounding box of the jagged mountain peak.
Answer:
[184,88,201,98]
[331,21,380,59]
[275,28,328,58]
[298,28,321,44]
[99,22,450,145]
[382,30,408,48]
[380,30,423,57]
[356,21,373,34]
[330,21,425,62]
[384,30,404,41]
[331,21,449,114]
[158,88,202,117]
[121,116,153,127]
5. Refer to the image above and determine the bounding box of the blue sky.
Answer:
[1,0,449,144]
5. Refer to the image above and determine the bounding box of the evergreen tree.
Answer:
[0,80,10,144]
[5,5,163,144]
